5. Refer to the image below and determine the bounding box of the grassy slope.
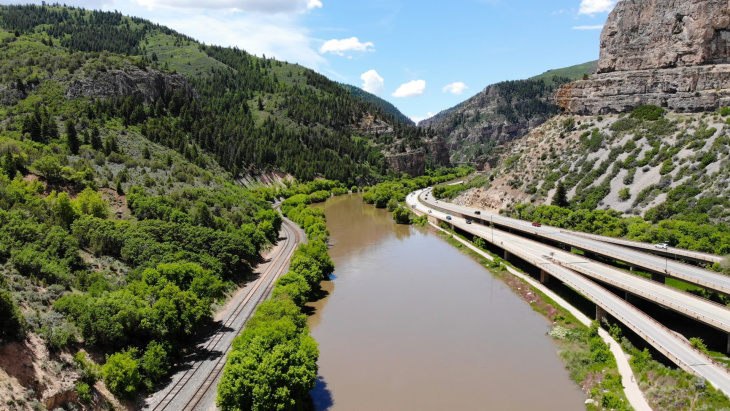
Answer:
[529,60,598,82]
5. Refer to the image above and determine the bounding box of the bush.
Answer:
[0,290,26,341]
[102,349,141,398]
[618,187,631,201]
[75,382,92,403]
[631,105,665,121]
[392,206,411,224]
[142,341,169,389]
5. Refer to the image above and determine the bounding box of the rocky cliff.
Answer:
[599,0,730,73]
[66,66,196,103]
[386,149,426,177]
[421,62,596,165]
[559,0,730,114]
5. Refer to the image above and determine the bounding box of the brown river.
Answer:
[308,194,584,410]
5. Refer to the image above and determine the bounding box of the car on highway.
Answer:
[532,222,542,227]
[446,216,452,220]
[428,209,432,213]
[466,219,472,224]
[474,210,481,215]
[655,243,668,249]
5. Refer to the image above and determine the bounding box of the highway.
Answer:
[565,231,722,265]
[144,215,305,411]
[407,190,730,394]
[417,191,730,295]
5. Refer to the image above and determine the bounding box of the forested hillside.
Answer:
[0,4,439,186]
[0,3,447,409]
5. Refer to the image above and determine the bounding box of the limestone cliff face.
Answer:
[65,66,196,103]
[386,149,426,177]
[599,0,730,73]
[559,0,730,115]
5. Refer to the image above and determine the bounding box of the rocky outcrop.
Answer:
[425,137,451,167]
[420,80,566,163]
[558,64,730,114]
[599,0,730,73]
[386,149,426,177]
[560,0,730,115]
[65,66,196,103]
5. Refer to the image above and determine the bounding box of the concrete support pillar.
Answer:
[540,270,550,284]
[651,273,666,284]
[629,266,635,272]
[596,305,607,323]
[503,250,511,262]
[624,292,635,304]
[727,334,730,355]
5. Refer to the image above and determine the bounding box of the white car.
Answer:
[655,243,668,249]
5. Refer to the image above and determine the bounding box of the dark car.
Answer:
[532,222,542,227]
[466,219,472,224]
[446,216,452,220]
[474,210,481,215]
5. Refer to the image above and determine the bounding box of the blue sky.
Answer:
[2,0,617,122]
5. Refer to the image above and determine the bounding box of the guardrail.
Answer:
[419,194,730,295]
[565,231,722,264]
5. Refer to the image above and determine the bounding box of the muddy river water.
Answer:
[307,194,584,410]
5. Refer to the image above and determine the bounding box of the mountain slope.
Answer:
[0,4,442,184]
[419,61,596,164]
[340,84,414,125]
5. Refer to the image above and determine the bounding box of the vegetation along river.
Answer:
[307,193,584,410]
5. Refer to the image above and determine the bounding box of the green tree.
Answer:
[2,151,17,178]
[32,155,63,183]
[90,126,102,150]
[392,206,411,224]
[102,349,141,398]
[66,119,79,155]
[0,290,26,341]
[552,182,569,208]
[52,191,79,229]
[142,341,169,389]
[217,334,318,411]
[74,187,109,218]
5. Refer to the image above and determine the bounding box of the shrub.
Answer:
[631,105,665,121]
[0,290,26,341]
[102,348,141,398]
[618,187,631,201]
[75,382,92,403]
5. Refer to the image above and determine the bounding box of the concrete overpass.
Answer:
[417,191,730,296]
[407,189,730,394]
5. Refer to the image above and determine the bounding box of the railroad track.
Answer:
[147,217,303,411]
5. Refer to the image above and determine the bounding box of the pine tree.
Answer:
[91,126,102,150]
[552,182,569,208]
[2,151,17,178]
[66,119,79,154]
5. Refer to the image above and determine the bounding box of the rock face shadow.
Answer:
[310,375,334,410]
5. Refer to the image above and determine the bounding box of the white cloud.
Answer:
[573,25,604,30]
[443,82,468,95]
[306,0,322,9]
[411,112,434,124]
[320,37,375,56]
[392,80,426,98]
[578,0,616,15]
[361,70,384,96]
[159,13,326,69]
[132,0,321,14]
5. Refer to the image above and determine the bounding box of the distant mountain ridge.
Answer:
[340,84,414,125]
[419,61,597,164]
